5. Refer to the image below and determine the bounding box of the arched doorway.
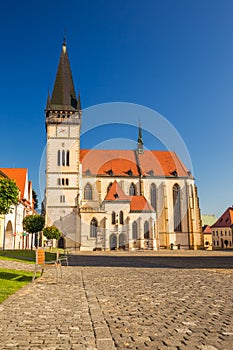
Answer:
[119,233,127,250]
[58,236,65,249]
[110,234,117,250]
[5,221,13,249]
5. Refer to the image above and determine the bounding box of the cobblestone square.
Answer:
[0,251,232,350]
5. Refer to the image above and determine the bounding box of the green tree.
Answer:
[23,215,45,248]
[43,226,61,240]
[0,178,19,214]
[32,189,38,210]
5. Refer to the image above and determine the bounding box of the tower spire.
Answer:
[50,39,77,110]
[137,119,144,154]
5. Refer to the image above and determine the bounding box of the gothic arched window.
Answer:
[84,183,92,200]
[62,150,65,166]
[132,221,138,240]
[119,211,124,225]
[90,218,98,238]
[150,183,157,211]
[144,221,149,239]
[112,211,116,225]
[66,151,70,166]
[129,183,137,196]
[173,183,182,232]
[57,150,61,166]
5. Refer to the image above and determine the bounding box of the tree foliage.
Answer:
[43,226,62,240]
[32,189,38,210]
[23,214,45,234]
[0,178,19,214]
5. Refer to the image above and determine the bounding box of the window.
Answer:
[221,230,223,236]
[84,183,92,200]
[119,211,124,225]
[90,218,98,238]
[112,211,116,225]
[62,150,65,166]
[58,150,61,166]
[216,231,218,236]
[190,185,194,208]
[58,150,70,166]
[150,183,157,211]
[173,184,182,232]
[66,151,70,166]
[60,195,65,203]
[213,231,215,236]
[129,183,136,196]
[58,178,69,186]
[132,221,138,240]
[144,221,149,239]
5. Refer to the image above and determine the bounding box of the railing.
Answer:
[80,206,106,213]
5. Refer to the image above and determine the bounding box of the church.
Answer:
[44,40,202,251]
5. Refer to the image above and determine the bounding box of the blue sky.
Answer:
[0,0,233,217]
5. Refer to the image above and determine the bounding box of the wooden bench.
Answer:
[32,249,62,282]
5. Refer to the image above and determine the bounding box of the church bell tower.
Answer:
[45,39,81,248]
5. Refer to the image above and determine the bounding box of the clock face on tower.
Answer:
[57,126,68,137]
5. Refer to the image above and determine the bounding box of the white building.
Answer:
[44,41,202,251]
[0,168,34,249]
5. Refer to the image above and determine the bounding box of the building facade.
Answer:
[44,41,202,251]
[211,207,233,249]
[0,168,34,249]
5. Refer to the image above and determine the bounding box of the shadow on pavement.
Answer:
[67,254,233,269]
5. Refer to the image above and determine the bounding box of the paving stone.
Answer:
[0,252,233,350]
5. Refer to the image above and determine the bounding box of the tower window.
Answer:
[58,150,61,166]
[58,150,70,166]
[60,195,65,203]
[66,151,70,166]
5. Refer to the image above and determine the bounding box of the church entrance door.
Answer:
[119,233,127,250]
[110,234,117,250]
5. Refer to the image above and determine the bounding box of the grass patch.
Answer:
[0,249,57,263]
[0,268,34,303]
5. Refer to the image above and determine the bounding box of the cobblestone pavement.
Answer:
[0,252,233,350]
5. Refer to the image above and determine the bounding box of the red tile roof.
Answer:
[202,225,212,234]
[139,150,189,177]
[104,180,154,212]
[80,149,190,177]
[211,207,233,228]
[0,168,27,200]
[104,180,129,201]
[81,150,140,176]
[130,196,155,212]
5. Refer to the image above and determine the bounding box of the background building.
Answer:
[211,207,233,249]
